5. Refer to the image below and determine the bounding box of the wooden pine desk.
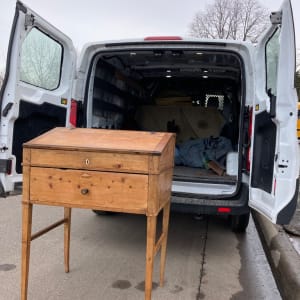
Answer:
[21,127,175,300]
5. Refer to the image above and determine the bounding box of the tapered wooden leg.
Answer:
[145,215,157,300]
[159,202,170,287]
[21,203,33,300]
[64,207,72,273]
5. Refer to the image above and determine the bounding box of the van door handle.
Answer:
[278,164,288,168]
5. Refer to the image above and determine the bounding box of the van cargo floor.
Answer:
[173,166,236,185]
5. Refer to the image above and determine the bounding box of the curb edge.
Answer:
[252,210,300,300]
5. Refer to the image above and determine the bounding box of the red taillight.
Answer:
[7,159,12,175]
[218,207,231,213]
[144,36,182,41]
[246,107,253,172]
[70,99,77,127]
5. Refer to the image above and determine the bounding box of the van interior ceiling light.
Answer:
[154,51,163,57]
[172,51,182,57]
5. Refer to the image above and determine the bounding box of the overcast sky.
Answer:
[0,0,299,71]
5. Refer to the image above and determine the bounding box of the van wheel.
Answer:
[92,210,116,216]
[230,212,250,232]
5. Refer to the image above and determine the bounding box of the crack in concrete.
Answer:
[196,217,209,300]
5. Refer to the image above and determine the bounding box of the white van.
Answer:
[0,0,298,231]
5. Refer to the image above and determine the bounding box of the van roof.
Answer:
[81,37,253,53]
[77,37,254,71]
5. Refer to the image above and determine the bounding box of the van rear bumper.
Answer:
[171,183,249,216]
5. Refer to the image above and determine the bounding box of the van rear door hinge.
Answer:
[270,11,282,25]
[25,14,35,30]
[0,146,8,152]
[0,159,12,174]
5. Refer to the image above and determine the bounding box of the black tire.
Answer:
[230,212,250,232]
[92,210,117,216]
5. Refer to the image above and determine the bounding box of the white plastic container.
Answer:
[226,152,239,176]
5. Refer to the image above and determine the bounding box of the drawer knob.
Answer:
[81,188,89,195]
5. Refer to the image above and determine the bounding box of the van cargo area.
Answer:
[86,48,245,198]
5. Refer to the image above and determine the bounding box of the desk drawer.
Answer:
[30,167,148,213]
[30,149,150,173]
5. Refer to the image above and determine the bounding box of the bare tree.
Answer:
[20,28,62,90]
[189,0,269,42]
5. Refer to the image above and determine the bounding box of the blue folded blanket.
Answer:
[175,136,233,168]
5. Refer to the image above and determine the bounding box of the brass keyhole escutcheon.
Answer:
[85,159,90,165]
[81,188,89,195]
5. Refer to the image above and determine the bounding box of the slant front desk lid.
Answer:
[24,127,175,155]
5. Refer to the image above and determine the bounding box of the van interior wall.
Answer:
[90,56,241,180]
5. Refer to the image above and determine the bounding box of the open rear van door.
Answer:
[249,0,299,224]
[0,1,76,195]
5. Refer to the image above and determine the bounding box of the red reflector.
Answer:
[218,207,231,213]
[7,159,12,175]
[70,99,77,127]
[144,36,182,41]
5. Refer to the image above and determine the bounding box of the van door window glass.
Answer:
[20,28,62,90]
[265,28,281,96]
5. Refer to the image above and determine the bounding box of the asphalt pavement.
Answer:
[0,195,280,300]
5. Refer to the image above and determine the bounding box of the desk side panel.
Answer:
[147,168,173,216]
[22,148,31,203]
[158,168,174,212]
[149,136,175,174]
